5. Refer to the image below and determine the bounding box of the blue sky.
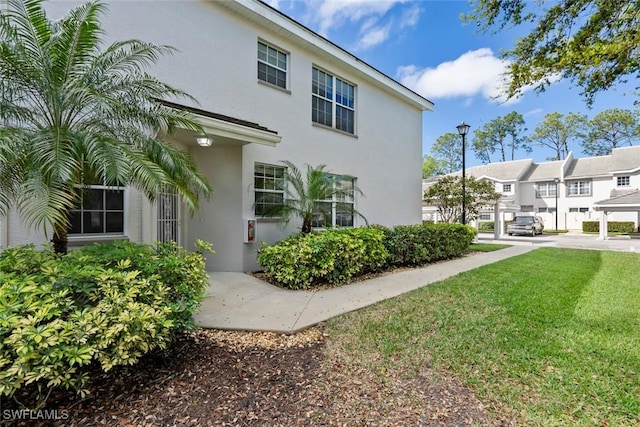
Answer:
[268,0,638,167]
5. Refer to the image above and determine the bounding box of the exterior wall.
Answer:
[32,1,425,272]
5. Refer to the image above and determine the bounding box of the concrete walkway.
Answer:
[194,244,535,334]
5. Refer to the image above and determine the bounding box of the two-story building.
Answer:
[423,146,640,238]
[0,0,433,271]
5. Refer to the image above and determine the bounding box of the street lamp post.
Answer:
[554,177,560,231]
[456,122,470,225]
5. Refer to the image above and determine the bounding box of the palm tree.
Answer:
[0,0,211,253]
[262,161,367,233]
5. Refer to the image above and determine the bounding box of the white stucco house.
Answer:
[0,0,433,272]
[423,146,640,239]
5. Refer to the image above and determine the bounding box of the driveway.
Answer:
[477,232,639,252]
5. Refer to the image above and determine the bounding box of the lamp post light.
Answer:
[554,177,560,231]
[456,121,470,225]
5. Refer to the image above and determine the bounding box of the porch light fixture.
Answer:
[196,135,212,147]
[456,121,470,225]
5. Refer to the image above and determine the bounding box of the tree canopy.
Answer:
[472,112,528,163]
[465,0,640,106]
[430,133,462,174]
[423,175,501,223]
[528,112,587,160]
[0,0,211,252]
[580,108,639,156]
[422,155,445,179]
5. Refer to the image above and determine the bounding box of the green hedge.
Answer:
[478,221,494,231]
[258,228,389,289]
[378,223,476,267]
[258,223,476,289]
[0,241,209,400]
[582,221,635,233]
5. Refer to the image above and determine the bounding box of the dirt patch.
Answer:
[4,328,508,426]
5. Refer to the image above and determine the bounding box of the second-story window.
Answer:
[617,176,630,187]
[502,184,512,193]
[312,67,356,134]
[567,180,591,196]
[257,41,287,89]
[537,182,557,197]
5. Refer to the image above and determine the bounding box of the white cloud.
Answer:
[399,4,420,29]
[524,108,544,117]
[315,0,403,35]
[355,22,392,50]
[397,48,523,104]
[263,0,280,8]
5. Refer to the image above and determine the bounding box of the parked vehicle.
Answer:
[507,215,544,236]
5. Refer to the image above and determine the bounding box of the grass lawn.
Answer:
[469,242,512,252]
[325,247,640,425]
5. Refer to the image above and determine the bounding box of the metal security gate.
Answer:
[157,188,181,244]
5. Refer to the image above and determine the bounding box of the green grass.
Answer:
[326,248,640,425]
[469,242,512,252]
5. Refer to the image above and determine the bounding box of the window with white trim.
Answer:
[502,184,512,193]
[311,175,356,228]
[312,67,355,134]
[254,163,286,216]
[569,207,589,213]
[567,180,591,196]
[537,207,556,213]
[617,176,630,187]
[70,179,125,235]
[537,181,557,197]
[257,41,287,89]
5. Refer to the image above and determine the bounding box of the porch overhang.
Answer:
[197,114,281,147]
[156,98,282,147]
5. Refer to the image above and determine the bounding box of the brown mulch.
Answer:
[4,328,510,427]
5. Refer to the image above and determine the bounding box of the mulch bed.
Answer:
[3,328,509,426]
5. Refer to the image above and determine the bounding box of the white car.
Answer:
[507,215,544,236]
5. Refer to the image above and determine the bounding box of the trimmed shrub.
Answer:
[382,223,476,267]
[0,241,209,400]
[478,221,494,232]
[582,221,635,233]
[258,228,389,289]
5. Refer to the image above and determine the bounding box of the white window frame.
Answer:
[70,182,126,236]
[567,180,591,196]
[537,181,557,198]
[311,175,356,228]
[257,40,288,90]
[502,184,512,193]
[617,176,630,187]
[312,66,356,135]
[254,163,286,217]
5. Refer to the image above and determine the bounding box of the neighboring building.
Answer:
[423,146,640,237]
[0,0,433,271]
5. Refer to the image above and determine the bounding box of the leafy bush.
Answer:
[258,228,389,289]
[259,224,476,289]
[478,221,494,231]
[582,221,635,233]
[381,223,476,267]
[0,241,209,400]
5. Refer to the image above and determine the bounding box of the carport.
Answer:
[593,190,640,240]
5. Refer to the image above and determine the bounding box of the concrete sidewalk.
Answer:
[194,244,535,334]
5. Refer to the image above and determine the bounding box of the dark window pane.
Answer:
[83,212,104,233]
[87,189,104,210]
[105,190,124,210]
[69,211,82,234]
[106,212,124,233]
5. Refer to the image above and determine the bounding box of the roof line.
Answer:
[252,0,434,110]
[154,98,278,135]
